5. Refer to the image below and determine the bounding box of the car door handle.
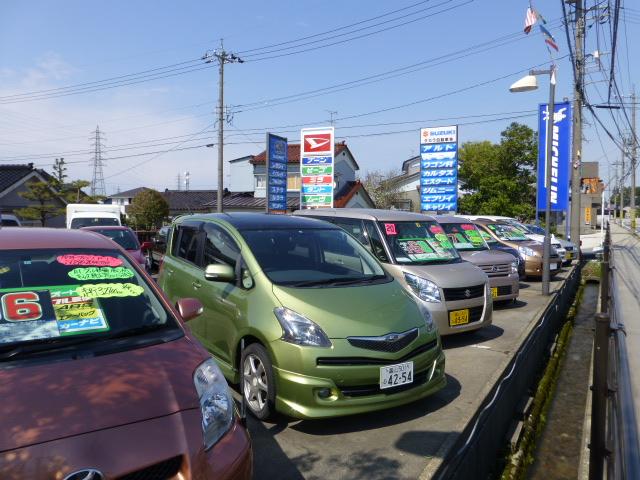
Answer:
[192,281,202,289]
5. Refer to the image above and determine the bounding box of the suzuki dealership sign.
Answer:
[420,125,458,212]
[300,127,334,209]
[266,133,288,214]
[537,102,572,212]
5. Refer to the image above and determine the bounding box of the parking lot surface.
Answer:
[244,268,574,480]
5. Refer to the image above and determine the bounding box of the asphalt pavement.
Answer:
[242,268,575,480]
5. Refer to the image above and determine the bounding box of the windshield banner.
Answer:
[420,126,458,213]
[266,133,289,214]
[537,102,572,212]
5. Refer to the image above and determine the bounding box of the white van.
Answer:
[66,204,121,229]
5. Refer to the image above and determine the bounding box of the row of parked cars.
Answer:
[0,209,574,479]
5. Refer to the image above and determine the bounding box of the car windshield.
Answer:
[478,229,498,245]
[91,229,138,250]
[487,224,529,242]
[70,217,120,229]
[240,228,388,287]
[378,221,459,264]
[441,222,488,251]
[1,219,19,226]
[526,224,546,235]
[0,248,177,355]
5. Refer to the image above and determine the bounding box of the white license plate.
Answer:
[550,263,558,270]
[379,361,414,390]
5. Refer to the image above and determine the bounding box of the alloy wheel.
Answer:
[243,353,269,412]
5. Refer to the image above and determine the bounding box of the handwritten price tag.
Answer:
[57,255,123,267]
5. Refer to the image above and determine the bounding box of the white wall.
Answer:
[228,157,255,192]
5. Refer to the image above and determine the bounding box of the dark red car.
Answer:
[81,226,152,271]
[0,228,252,480]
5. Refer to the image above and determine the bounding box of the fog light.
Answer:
[317,388,331,399]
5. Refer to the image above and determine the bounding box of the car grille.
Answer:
[449,305,484,324]
[317,340,438,366]
[478,263,511,277]
[340,369,430,397]
[442,284,485,301]
[565,246,574,252]
[118,456,182,480]
[550,253,559,259]
[347,328,419,353]
[496,285,512,296]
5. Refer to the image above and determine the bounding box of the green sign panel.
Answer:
[302,165,333,175]
[302,195,332,206]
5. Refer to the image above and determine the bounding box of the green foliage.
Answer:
[458,123,537,221]
[127,189,169,230]
[361,169,403,209]
[17,180,65,226]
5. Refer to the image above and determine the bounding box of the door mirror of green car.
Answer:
[204,263,236,282]
[176,298,204,322]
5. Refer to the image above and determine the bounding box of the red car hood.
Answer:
[0,336,207,452]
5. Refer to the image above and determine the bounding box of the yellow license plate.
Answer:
[491,287,498,298]
[566,253,573,259]
[449,309,469,326]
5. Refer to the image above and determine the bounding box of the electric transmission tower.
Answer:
[90,126,106,197]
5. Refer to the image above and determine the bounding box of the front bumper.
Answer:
[427,290,493,336]
[270,332,446,419]
[0,410,252,480]
[488,273,520,301]
[524,257,563,277]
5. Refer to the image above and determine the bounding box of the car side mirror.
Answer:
[176,298,203,322]
[140,241,153,251]
[204,264,235,282]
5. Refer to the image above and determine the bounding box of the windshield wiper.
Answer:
[101,324,170,341]
[0,335,104,361]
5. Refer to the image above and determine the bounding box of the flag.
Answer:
[524,7,537,34]
[539,24,559,51]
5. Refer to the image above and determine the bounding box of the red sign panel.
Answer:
[302,133,332,154]
[302,175,332,185]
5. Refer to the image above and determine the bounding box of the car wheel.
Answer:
[241,343,276,420]
[145,251,154,271]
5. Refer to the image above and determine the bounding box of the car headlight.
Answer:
[193,359,234,450]
[274,307,332,347]
[416,302,436,333]
[404,273,441,303]
[517,246,536,258]
[510,261,518,274]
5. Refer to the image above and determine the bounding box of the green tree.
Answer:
[52,157,67,189]
[457,122,537,220]
[16,180,64,226]
[361,169,403,209]
[127,189,169,230]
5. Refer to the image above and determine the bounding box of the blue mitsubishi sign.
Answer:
[420,126,458,212]
[266,133,288,214]
[537,102,572,212]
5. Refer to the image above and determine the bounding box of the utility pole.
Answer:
[631,89,637,231]
[177,172,181,191]
[203,41,243,213]
[90,126,106,197]
[570,0,585,256]
[620,142,625,224]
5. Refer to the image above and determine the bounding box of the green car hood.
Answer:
[272,280,425,339]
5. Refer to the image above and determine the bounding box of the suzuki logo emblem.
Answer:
[464,289,471,298]
[491,265,498,272]
[64,469,105,480]
[385,334,400,342]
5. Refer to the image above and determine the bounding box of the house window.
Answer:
[287,173,301,191]
[255,174,266,189]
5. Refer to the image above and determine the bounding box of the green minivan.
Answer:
[158,213,446,420]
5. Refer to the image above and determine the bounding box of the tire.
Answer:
[145,251,155,272]
[240,343,276,420]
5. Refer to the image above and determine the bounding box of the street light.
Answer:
[510,65,556,296]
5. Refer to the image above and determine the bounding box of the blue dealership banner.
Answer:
[266,133,288,214]
[537,102,572,212]
[420,126,458,212]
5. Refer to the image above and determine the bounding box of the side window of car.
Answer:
[333,218,369,246]
[364,221,390,263]
[202,223,240,267]
[173,226,201,265]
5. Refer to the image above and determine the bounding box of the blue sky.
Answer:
[0,0,636,195]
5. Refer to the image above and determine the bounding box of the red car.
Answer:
[81,226,152,271]
[0,228,252,480]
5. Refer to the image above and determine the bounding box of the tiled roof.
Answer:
[0,164,50,194]
[204,192,299,210]
[161,189,217,213]
[108,187,149,198]
[251,143,349,164]
[334,181,367,208]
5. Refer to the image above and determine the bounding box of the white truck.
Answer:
[66,204,122,229]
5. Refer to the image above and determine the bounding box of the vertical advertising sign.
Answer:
[420,125,458,212]
[266,133,288,214]
[300,127,334,209]
[537,101,572,212]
